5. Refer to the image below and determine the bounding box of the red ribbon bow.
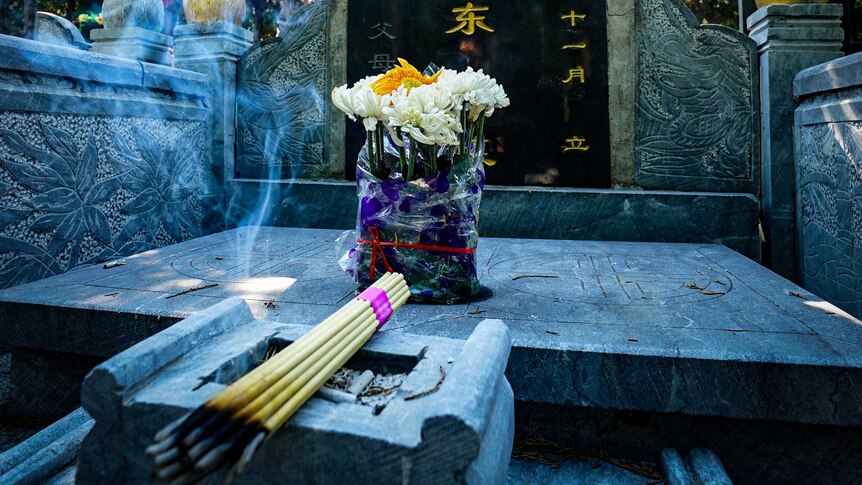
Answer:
[357,226,478,281]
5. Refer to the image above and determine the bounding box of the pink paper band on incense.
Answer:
[356,287,393,329]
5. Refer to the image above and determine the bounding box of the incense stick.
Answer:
[149,273,410,484]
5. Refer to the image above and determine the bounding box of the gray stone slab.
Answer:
[227,180,761,260]
[794,51,862,98]
[90,27,173,66]
[793,54,862,320]
[748,3,845,281]
[0,34,206,98]
[2,227,861,429]
[76,299,514,483]
[34,12,90,50]
[507,459,653,485]
[661,448,732,485]
[0,407,92,484]
[635,0,759,193]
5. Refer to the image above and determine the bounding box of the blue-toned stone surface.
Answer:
[76,298,514,484]
[235,0,334,179]
[635,0,759,193]
[34,12,90,50]
[1,227,859,428]
[0,407,92,484]
[794,52,862,319]
[0,34,214,290]
[748,4,844,281]
[508,459,654,485]
[226,180,761,260]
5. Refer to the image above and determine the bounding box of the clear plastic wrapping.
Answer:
[338,137,485,304]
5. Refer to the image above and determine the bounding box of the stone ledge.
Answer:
[0,408,92,483]
[0,33,208,99]
[227,180,761,260]
[3,228,860,428]
[794,51,862,97]
[746,3,844,29]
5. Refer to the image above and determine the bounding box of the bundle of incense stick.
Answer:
[147,273,409,484]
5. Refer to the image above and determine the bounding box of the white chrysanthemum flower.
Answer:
[331,75,390,131]
[331,84,358,120]
[383,84,461,146]
[437,67,509,121]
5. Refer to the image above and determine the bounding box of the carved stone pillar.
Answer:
[174,22,253,231]
[748,4,844,280]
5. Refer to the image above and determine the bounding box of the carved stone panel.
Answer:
[797,121,862,318]
[635,0,759,193]
[0,114,207,289]
[235,0,330,180]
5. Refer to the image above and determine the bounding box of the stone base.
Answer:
[4,227,862,481]
[90,27,173,66]
[173,21,253,62]
[8,348,103,422]
[76,299,515,483]
[0,408,92,484]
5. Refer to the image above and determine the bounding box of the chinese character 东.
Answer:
[369,22,396,40]
[368,54,396,71]
[562,136,590,152]
[561,10,586,27]
[562,42,587,50]
[446,2,495,35]
[562,66,585,84]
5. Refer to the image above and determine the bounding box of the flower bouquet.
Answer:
[332,59,509,304]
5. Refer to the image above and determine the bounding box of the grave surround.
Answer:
[1,226,860,429]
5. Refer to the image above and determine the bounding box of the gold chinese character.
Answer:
[446,2,495,35]
[562,42,587,50]
[561,10,586,27]
[562,136,590,152]
[562,66,585,84]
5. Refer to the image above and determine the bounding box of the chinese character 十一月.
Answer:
[446,2,495,35]
[562,136,590,152]
[369,22,396,40]
[562,66,585,84]
[368,54,396,71]
[561,10,586,27]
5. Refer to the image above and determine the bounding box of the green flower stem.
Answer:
[476,114,486,153]
[461,108,469,162]
[407,134,417,181]
[376,124,384,168]
[430,145,439,173]
[366,129,377,176]
[395,127,408,178]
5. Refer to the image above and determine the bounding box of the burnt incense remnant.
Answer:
[148,273,410,483]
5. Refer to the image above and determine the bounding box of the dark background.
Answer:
[347,1,612,188]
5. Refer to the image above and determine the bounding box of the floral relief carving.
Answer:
[797,121,862,318]
[0,118,204,289]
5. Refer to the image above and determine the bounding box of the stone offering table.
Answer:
[76,299,514,484]
[1,226,861,481]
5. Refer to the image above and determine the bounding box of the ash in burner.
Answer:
[322,368,406,411]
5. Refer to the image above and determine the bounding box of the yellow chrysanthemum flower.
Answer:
[95,15,103,25]
[78,14,89,23]
[371,58,441,96]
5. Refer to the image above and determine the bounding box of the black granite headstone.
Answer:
[347,1,611,188]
